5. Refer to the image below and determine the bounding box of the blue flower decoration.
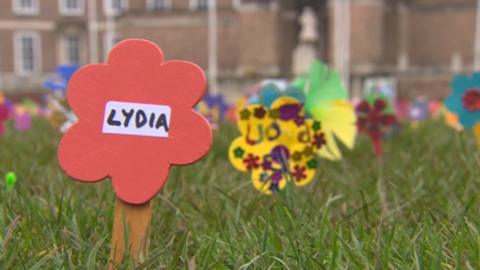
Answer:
[258,83,305,108]
[259,83,281,107]
[43,65,80,93]
[444,73,480,129]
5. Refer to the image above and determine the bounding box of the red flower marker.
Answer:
[57,39,212,266]
[0,103,9,135]
[355,97,396,157]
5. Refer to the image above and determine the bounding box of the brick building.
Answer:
[334,0,478,99]
[0,0,478,99]
[0,0,295,96]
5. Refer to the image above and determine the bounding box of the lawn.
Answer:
[1,118,480,269]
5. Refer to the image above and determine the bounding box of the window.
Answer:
[59,0,84,15]
[191,0,208,10]
[13,0,39,15]
[64,36,81,65]
[147,0,171,11]
[14,32,41,75]
[104,32,122,58]
[104,0,128,16]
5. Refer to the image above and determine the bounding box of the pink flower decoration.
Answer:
[0,104,8,135]
[15,112,32,131]
[58,39,213,204]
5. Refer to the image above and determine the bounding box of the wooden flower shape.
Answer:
[58,39,213,204]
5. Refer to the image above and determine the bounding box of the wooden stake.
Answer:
[108,197,153,269]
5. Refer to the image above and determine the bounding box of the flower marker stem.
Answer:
[372,137,383,158]
[108,197,153,269]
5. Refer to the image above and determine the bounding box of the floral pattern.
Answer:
[356,98,396,140]
[445,73,480,129]
[229,97,325,194]
[0,102,8,135]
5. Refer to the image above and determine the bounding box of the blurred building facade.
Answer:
[0,0,478,99]
[0,0,294,96]
[342,0,478,99]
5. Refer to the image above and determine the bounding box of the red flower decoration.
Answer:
[462,89,480,112]
[253,107,266,118]
[312,133,326,149]
[292,165,307,181]
[243,154,260,171]
[0,103,9,135]
[355,99,396,140]
[58,39,213,204]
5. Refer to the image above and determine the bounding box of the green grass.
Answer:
[1,118,480,269]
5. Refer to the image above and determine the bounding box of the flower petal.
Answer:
[356,101,370,113]
[167,109,213,165]
[458,111,480,129]
[357,118,367,130]
[451,75,471,96]
[67,64,111,120]
[107,39,164,69]
[381,114,396,126]
[112,161,170,205]
[159,61,206,107]
[58,123,108,182]
[374,99,387,111]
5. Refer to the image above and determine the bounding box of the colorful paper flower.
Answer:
[428,100,442,119]
[355,95,396,157]
[44,65,79,132]
[443,107,463,131]
[47,98,78,132]
[58,39,213,204]
[196,92,229,128]
[0,102,8,135]
[395,100,409,122]
[444,73,480,129]
[0,93,10,135]
[409,97,429,122]
[14,107,32,131]
[257,82,305,107]
[229,96,325,194]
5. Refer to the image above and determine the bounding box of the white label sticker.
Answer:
[102,101,171,138]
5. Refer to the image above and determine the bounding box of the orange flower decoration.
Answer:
[58,39,213,204]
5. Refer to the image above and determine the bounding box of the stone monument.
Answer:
[292,7,318,76]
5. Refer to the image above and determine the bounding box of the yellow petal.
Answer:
[311,100,357,160]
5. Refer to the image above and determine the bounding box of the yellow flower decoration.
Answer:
[228,97,326,194]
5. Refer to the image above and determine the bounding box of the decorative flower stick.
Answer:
[228,96,325,194]
[5,172,16,192]
[0,100,9,136]
[355,95,396,158]
[57,39,212,267]
[445,73,480,147]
